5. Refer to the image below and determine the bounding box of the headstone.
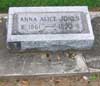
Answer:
[7,6,94,51]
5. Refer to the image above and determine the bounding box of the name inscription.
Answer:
[12,12,84,34]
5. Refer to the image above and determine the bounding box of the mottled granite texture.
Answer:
[7,6,94,51]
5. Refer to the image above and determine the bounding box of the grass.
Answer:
[0,0,100,12]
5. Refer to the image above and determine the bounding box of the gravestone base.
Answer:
[0,12,100,77]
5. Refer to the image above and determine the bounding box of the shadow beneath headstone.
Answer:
[83,16,100,71]
[83,16,100,56]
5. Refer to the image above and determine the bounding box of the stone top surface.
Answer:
[7,6,94,42]
[8,6,89,14]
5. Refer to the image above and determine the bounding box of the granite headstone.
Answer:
[7,6,94,51]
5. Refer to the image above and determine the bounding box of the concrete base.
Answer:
[0,12,100,77]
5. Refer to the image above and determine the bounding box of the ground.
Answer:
[0,74,100,86]
[0,1,100,86]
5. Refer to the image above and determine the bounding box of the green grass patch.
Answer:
[89,74,100,81]
[0,0,100,12]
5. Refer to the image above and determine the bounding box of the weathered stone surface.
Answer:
[0,12,99,77]
[7,6,94,51]
[0,17,89,76]
[83,12,100,72]
[0,18,89,75]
